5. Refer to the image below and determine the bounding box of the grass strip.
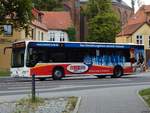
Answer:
[139,88,150,107]
[62,96,78,113]
[0,69,10,76]
[13,96,77,113]
[13,96,45,113]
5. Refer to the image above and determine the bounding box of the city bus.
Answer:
[10,40,144,80]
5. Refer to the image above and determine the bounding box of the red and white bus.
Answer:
[10,40,144,80]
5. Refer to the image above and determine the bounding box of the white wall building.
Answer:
[48,30,68,42]
[42,11,73,42]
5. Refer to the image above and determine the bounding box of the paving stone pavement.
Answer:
[0,97,68,113]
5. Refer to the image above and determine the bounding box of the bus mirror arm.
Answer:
[3,46,12,55]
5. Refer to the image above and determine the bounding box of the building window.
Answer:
[136,35,143,44]
[3,25,13,36]
[37,14,42,22]
[49,32,55,41]
[60,38,65,41]
[60,32,64,42]
[38,31,40,40]
[31,29,34,40]
[50,38,55,41]
[41,32,44,41]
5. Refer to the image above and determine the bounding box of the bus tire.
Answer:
[112,66,123,78]
[52,67,64,80]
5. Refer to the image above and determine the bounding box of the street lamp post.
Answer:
[32,74,36,102]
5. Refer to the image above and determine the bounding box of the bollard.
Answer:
[32,74,36,102]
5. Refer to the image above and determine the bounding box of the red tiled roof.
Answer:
[118,5,150,36]
[32,20,48,31]
[32,8,44,17]
[42,11,73,30]
[118,23,144,36]
[31,8,48,31]
[143,5,150,12]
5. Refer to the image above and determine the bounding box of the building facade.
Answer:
[47,30,68,42]
[42,11,73,42]
[0,8,73,69]
[116,5,150,65]
[0,8,48,70]
[112,0,133,26]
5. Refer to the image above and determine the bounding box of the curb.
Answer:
[0,76,10,79]
[0,77,31,82]
[136,90,150,111]
[72,96,81,113]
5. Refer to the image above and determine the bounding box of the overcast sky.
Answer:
[124,0,150,12]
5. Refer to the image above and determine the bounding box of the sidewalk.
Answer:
[0,77,150,113]
[0,84,149,113]
[78,85,150,113]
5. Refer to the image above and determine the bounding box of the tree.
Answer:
[0,0,33,31]
[85,0,120,42]
[66,26,76,41]
[137,0,144,8]
[32,0,64,11]
[131,0,135,12]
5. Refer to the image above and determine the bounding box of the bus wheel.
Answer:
[112,66,123,78]
[52,68,64,80]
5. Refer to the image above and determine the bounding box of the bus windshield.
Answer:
[11,48,25,67]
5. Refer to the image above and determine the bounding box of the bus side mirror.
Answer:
[3,46,12,55]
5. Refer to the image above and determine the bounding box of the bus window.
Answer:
[66,48,95,63]
[27,48,43,67]
[51,52,66,62]
[12,48,25,67]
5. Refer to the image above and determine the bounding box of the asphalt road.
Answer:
[0,72,150,113]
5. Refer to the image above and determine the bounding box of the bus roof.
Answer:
[13,40,144,49]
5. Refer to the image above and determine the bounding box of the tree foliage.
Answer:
[32,0,64,11]
[0,0,33,30]
[131,0,135,11]
[66,26,76,41]
[86,0,120,42]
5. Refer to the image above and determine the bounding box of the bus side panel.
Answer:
[123,67,134,74]
[30,65,53,76]
[30,64,69,76]
[86,65,113,75]
[30,64,114,76]
[30,63,133,77]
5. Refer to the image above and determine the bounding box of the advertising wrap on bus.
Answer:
[67,64,89,73]
[10,41,145,80]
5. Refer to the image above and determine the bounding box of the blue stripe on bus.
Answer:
[28,42,60,47]
[64,43,132,49]
[28,42,144,49]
